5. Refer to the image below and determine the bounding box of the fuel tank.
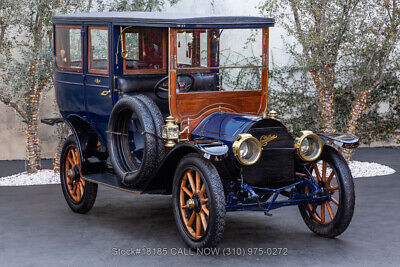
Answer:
[191,111,295,187]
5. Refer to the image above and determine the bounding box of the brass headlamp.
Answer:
[232,134,262,165]
[294,131,323,161]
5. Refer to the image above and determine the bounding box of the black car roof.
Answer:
[52,12,275,28]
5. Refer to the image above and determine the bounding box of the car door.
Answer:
[84,25,113,143]
[54,24,86,118]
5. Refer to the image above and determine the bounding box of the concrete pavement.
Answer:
[0,148,399,266]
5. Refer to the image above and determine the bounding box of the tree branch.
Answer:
[288,0,311,62]
[0,96,28,122]
[0,25,5,50]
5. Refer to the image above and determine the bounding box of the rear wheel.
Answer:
[60,135,98,213]
[172,153,226,249]
[299,146,355,237]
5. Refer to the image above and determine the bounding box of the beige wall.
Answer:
[0,90,59,160]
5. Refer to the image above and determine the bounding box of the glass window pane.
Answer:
[55,27,82,71]
[176,29,263,92]
[125,32,139,60]
[89,28,108,72]
[176,30,208,67]
[124,28,164,72]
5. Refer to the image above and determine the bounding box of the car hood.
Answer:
[191,111,262,144]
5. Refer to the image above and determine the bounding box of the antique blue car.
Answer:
[43,12,359,249]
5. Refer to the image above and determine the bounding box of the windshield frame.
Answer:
[168,27,270,126]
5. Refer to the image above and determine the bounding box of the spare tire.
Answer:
[107,96,157,187]
[134,94,166,164]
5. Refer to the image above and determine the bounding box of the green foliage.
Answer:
[347,74,400,144]
[259,0,400,145]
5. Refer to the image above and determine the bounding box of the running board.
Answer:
[82,173,141,194]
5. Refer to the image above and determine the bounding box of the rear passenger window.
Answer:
[88,27,108,74]
[123,27,166,74]
[55,26,82,72]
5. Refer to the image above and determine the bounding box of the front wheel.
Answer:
[172,153,226,249]
[299,146,355,238]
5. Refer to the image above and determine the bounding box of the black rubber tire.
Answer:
[60,135,98,214]
[172,153,226,249]
[298,145,355,238]
[133,94,165,164]
[108,96,157,187]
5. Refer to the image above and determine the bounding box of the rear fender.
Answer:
[41,116,105,173]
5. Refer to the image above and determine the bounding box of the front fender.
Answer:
[318,133,359,149]
[142,141,228,194]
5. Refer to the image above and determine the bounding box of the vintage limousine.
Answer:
[43,12,358,249]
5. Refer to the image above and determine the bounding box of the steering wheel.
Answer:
[154,74,195,100]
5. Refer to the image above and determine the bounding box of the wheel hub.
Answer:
[67,169,75,179]
[186,194,202,212]
[186,199,195,210]
[68,166,81,182]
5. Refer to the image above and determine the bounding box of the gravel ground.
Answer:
[0,153,395,186]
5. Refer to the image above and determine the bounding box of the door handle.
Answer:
[100,90,110,96]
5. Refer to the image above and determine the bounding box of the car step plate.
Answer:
[82,173,141,194]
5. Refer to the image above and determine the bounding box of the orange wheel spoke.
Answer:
[196,213,201,238]
[80,178,86,186]
[331,197,339,206]
[201,198,208,204]
[187,212,195,227]
[313,163,322,181]
[311,204,317,213]
[79,182,84,197]
[200,211,207,231]
[321,203,325,223]
[202,205,209,216]
[200,184,205,197]
[74,149,80,165]
[329,186,339,191]
[182,186,193,198]
[322,161,326,182]
[187,171,196,194]
[195,172,201,193]
[67,154,74,167]
[326,201,334,220]
[181,205,188,209]
[76,185,81,200]
[326,170,335,185]
[71,150,77,164]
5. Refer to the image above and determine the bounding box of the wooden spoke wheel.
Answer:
[60,135,98,214]
[172,153,226,249]
[305,160,340,225]
[65,146,85,203]
[298,146,355,238]
[179,169,210,240]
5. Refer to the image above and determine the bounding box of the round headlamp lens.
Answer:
[296,131,322,161]
[233,134,262,165]
[239,142,249,158]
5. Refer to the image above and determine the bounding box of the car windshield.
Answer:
[175,28,264,92]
